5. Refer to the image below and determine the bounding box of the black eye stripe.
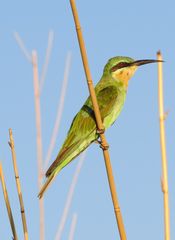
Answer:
[110,62,131,72]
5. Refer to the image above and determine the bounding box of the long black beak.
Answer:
[110,59,164,73]
[130,59,164,67]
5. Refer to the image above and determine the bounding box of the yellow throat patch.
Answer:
[112,66,137,87]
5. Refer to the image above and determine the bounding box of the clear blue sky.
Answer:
[0,0,175,239]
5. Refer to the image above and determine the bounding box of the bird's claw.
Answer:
[100,143,109,150]
[94,139,109,150]
[96,127,105,135]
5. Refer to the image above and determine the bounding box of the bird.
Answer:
[38,56,161,198]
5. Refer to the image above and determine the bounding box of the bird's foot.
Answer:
[96,127,105,135]
[100,143,109,150]
[94,139,109,150]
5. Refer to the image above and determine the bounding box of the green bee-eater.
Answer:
[38,56,160,198]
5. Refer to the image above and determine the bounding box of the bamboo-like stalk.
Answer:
[0,162,18,240]
[68,213,77,240]
[69,1,126,239]
[8,128,29,240]
[55,151,86,240]
[157,51,170,240]
[44,52,72,169]
[32,50,45,240]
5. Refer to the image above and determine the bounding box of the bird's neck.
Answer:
[100,74,128,91]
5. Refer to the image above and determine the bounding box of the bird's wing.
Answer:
[46,85,118,177]
[45,109,96,177]
[96,84,118,120]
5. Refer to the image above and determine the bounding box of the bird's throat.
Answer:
[112,66,137,87]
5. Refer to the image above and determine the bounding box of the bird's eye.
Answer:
[110,62,130,72]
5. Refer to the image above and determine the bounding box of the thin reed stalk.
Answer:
[68,213,77,240]
[32,50,45,240]
[8,128,29,240]
[69,1,126,239]
[0,162,18,240]
[14,32,32,62]
[55,151,86,240]
[157,51,170,240]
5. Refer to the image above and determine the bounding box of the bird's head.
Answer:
[103,56,162,87]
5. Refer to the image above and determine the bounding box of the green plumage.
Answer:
[46,77,126,176]
[38,56,158,198]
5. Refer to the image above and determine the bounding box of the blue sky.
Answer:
[0,0,175,239]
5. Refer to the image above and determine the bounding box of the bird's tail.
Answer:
[38,168,60,199]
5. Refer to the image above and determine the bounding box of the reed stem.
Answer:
[8,128,29,240]
[0,162,18,240]
[157,51,170,240]
[69,1,126,239]
[32,50,45,240]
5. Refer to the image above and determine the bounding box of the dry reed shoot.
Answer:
[69,0,126,239]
